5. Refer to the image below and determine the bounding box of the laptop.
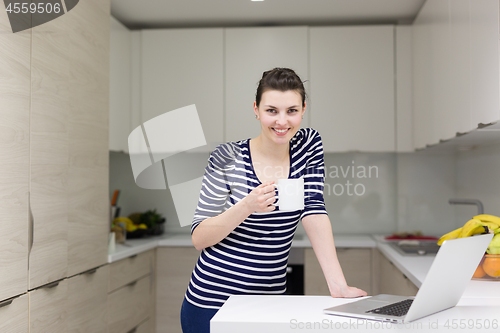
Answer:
[324,233,493,324]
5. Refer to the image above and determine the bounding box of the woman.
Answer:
[180,68,367,333]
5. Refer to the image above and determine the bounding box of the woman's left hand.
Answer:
[329,284,368,298]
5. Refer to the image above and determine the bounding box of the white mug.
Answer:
[276,178,304,211]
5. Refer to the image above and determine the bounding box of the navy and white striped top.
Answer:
[185,128,328,309]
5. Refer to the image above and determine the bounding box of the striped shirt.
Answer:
[185,128,328,309]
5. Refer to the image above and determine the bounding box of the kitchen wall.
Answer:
[111,144,495,237]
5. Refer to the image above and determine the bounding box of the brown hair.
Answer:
[255,68,306,107]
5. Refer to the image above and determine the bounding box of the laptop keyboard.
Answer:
[366,299,414,317]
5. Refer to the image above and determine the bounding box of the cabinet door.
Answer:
[469,0,500,128]
[156,247,200,333]
[67,265,108,333]
[108,275,151,333]
[378,251,418,296]
[141,28,224,152]
[67,0,110,277]
[29,279,68,333]
[110,16,132,153]
[0,294,28,333]
[225,26,309,143]
[0,7,30,301]
[304,248,372,295]
[310,26,395,152]
[29,5,71,290]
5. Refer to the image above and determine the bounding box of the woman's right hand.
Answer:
[242,181,276,213]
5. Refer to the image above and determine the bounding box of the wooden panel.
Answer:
[109,250,153,292]
[156,247,200,333]
[225,26,309,143]
[0,294,28,333]
[66,0,110,277]
[310,26,395,152]
[136,318,153,333]
[378,251,418,296]
[29,279,68,333]
[141,28,224,152]
[67,265,108,333]
[108,275,151,333]
[29,9,71,289]
[305,248,372,296]
[336,248,372,295]
[304,248,329,295]
[0,5,30,301]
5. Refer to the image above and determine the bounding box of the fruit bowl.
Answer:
[472,250,500,280]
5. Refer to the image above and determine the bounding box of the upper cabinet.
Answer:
[412,0,500,150]
[0,7,30,302]
[141,28,224,152]
[111,24,401,153]
[224,26,309,143]
[109,17,132,153]
[310,26,395,152]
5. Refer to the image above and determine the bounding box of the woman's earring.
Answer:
[255,115,258,119]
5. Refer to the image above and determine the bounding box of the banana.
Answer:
[473,214,500,228]
[458,218,487,238]
[487,234,500,254]
[437,227,462,246]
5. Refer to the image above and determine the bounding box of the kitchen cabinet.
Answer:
[0,294,28,332]
[141,28,224,153]
[66,0,110,278]
[224,26,309,143]
[412,0,500,150]
[27,0,110,289]
[376,249,418,296]
[156,247,200,333]
[29,279,68,333]
[67,265,109,333]
[304,248,373,296]
[110,16,132,153]
[29,0,71,290]
[309,26,395,152]
[0,8,30,302]
[108,249,155,333]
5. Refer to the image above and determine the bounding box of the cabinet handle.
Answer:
[43,281,60,289]
[127,280,137,288]
[127,328,137,333]
[129,254,138,259]
[28,192,34,254]
[150,262,154,294]
[84,268,98,275]
[0,299,13,309]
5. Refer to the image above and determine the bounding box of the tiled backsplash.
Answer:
[110,141,500,236]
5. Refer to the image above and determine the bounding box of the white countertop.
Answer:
[211,295,500,333]
[372,235,500,301]
[107,233,375,263]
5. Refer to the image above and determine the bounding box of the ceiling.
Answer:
[111,0,427,30]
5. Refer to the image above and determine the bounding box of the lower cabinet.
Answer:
[67,265,108,333]
[29,264,109,333]
[29,279,68,332]
[0,294,29,332]
[108,249,155,333]
[155,247,200,333]
[376,249,418,296]
[305,248,374,296]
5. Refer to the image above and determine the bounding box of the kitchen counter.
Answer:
[107,233,376,263]
[211,295,500,333]
[373,235,500,302]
